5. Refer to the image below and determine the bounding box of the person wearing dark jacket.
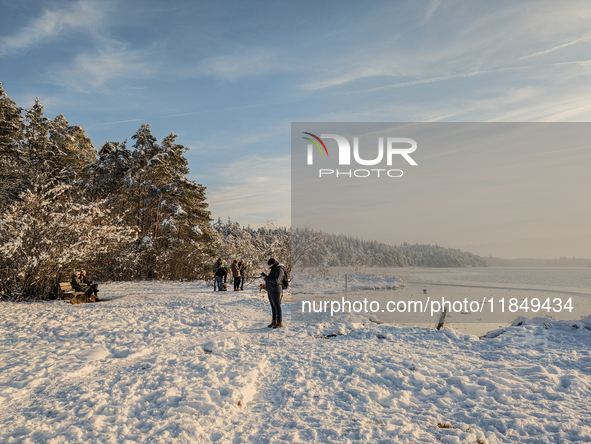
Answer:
[215,266,229,291]
[212,258,223,291]
[80,269,100,299]
[71,270,95,300]
[231,260,240,291]
[262,258,284,328]
[238,260,247,290]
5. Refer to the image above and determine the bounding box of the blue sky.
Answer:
[2,1,591,255]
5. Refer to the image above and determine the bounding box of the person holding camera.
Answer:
[261,258,284,329]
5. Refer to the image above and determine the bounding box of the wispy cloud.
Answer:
[297,2,591,95]
[193,121,288,154]
[155,98,301,120]
[194,48,284,81]
[46,42,155,92]
[86,118,142,127]
[422,0,443,23]
[0,0,104,56]
[427,86,591,122]
[1,0,157,92]
[203,154,290,226]
[347,70,492,94]
[552,59,591,67]
[301,66,385,91]
[519,34,591,60]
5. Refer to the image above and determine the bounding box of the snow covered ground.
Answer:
[1,280,591,443]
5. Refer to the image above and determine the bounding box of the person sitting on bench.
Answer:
[71,270,98,301]
[80,269,100,299]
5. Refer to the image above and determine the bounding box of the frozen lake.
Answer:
[293,267,591,335]
[397,266,591,294]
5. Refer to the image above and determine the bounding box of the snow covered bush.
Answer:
[0,184,134,300]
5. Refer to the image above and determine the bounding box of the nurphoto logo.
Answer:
[303,132,418,178]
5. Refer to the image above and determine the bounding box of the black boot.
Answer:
[268,321,277,328]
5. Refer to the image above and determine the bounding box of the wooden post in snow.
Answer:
[345,274,348,292]
[435,307,448,330]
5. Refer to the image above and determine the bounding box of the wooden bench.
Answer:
[59,282,96,304]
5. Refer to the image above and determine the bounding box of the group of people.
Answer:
[69,257,285,328]
[213,258,285,328]
[212,258,247,291]
[70,269,100,301]
[212,256,286,329]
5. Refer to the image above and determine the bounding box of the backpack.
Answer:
[280,266,289,289]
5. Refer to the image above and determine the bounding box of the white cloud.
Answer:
[422,0,443,23]
[301,66,385,91]
[194,48,284,81]
[186,121,291,226]
[192,121,288,153]
[205,154,290,227]
[0,0,158,92]
[0,0,104,56]
[347,70,492,94]
[551,59,591,67]
[297,2,591,94]
[47,43,154,92]
[519,34,591,60]
[86,118,142,127]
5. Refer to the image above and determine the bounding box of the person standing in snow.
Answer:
[261,258,284,328]
[80,269,100,300]
[212,258,222,291]
[238,260,247,290]
[231,259,241,291]
[214,266,229,291]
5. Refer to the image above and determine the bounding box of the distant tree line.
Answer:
[292,229,488,269]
